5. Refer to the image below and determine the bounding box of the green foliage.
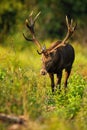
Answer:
[0,0,87,41]
[0,0,23,40]
[0,42,87,129]
[0,1,87,129]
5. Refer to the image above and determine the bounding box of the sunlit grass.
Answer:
[0,40,87,130]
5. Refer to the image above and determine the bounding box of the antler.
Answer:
[62,16,77,44]
[47,16,77,53]
[23,11,42,50]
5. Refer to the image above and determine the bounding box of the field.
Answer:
[0,37,87,130]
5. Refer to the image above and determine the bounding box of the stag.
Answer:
[23,12,77,92]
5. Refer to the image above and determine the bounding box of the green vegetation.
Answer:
[0,41,87,130]
[0,1,87,130]
[0,0,87,41]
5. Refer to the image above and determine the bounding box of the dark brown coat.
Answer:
[40,42,75,92]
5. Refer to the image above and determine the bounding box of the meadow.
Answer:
[0,35,87,130]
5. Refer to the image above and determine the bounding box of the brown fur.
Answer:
[40,43,75,92]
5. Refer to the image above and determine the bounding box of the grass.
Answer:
[0,39,87,130]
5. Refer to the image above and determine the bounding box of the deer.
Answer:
[23,11,77,93]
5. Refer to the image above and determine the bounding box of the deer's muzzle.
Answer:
[40,69,47,75]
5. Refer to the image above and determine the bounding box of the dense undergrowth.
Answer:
[0,40,87,130]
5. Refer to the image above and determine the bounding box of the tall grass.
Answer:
[0,39,87,130]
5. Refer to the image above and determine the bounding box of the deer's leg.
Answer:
[56,71,62,90]
[49,73,55,93]
[64,68,71,88]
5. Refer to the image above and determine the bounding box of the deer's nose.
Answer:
[40,69,47,75]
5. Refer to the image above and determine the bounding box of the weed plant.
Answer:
[0,41,87,130]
